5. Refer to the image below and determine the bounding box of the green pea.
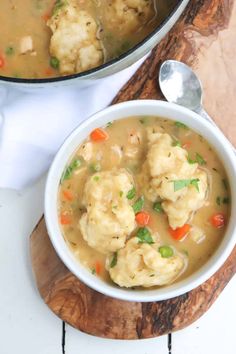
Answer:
[50,57,60,69]
[5,46,14,56]
[158,246,174,258]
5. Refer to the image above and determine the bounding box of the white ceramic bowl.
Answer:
[45,100,236,302]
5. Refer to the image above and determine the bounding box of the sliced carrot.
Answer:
[0,55,5,68]
[210,213,225,228]
[135,211,150,226]
[44,68,54,76]
[169,224,191,241]
[63,190,74,201]
[183,141,191,149]
[42,13,50,22]
[90,128,109,142]
[95,261,102,275]
[60,213,72,225]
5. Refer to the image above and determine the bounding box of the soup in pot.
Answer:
[0,0,177,79]
[58,117,230,289]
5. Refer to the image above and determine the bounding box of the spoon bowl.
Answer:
[159,60,203,111]
[159,59,236,153]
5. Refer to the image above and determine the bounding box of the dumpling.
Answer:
[79,169,136,254]
[103,0,154,35]
[107,234,186,287]
[162,170,208,229]
[47,0,103,75]
[138,127,208,229]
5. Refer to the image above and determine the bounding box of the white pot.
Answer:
[45,100,236,302]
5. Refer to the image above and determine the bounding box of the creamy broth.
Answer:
[0,0,177,79]
[58,117,230,289]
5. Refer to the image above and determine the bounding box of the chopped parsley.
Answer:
[119,191,124,197]
[153,202,163,213]
[172,178,200,192]
[110,253,118,268]
[139,116,149,125]
[61,158,83,181]
[133,196,144,214]
[187,153,206,165]
[196,153,206,165]
[172,140,182,147]
[5,46,14,56]
[223,197,230,204]
[91,268,96,275]
[93,175,100,182]
[89,163,101,173]
[182,250,189,256]
[216,196,221,206]
[222,179,228,190]
[217,196,230,205]
[137,228,154,244]
[187,156,197,164]
[106,121,113,128]
[127,187,136,200]
[53,0,67,15]
[175,121,189,129]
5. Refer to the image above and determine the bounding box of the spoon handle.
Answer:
[195,106,236,154]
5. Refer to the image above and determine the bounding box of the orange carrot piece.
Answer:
[42,13,50,22]
[135,211,150,226]
[44,68,54,76]
[63,190,73,201]
[60,213,72,225]
[210,213,225,228]
[90,128,109,142]
[95,261,102,275]
[182,141,191,149]
[0,55,5,68]
[169,224,191,241]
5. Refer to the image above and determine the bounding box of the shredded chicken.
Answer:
[78,142,93,162]
[20,36,33,54]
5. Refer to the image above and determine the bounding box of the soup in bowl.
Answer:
[45,100,236,302]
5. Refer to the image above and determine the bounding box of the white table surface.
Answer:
[0,176,235,354]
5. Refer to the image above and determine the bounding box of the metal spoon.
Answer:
[159,60,235,153]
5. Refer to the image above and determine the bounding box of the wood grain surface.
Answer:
[30,0,236,339]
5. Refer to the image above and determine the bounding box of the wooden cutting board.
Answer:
[30,0,236,340]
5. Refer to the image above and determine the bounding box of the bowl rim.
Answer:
[0,0,186,84]
[44,100,236,302]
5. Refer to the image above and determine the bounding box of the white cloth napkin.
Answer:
[0,58,146,190]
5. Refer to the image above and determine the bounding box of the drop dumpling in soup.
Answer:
[0,0,177,78]
[58,116,230,289]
